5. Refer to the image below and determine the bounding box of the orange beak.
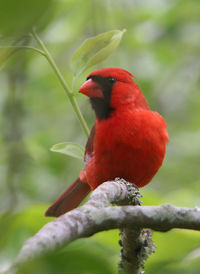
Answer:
[79,79,104,98]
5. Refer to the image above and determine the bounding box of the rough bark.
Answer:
[3,179,200,274]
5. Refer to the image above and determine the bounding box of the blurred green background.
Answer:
[0,0,200,273]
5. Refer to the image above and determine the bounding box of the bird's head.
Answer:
[79,68,149,120]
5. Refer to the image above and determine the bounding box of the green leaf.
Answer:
[50,142,84,160]
[71,29,126,76]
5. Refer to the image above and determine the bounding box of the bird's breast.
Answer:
[87,109,168,188]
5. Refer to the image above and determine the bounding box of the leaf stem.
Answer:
[31,29,90,137]
[0,46,46,56]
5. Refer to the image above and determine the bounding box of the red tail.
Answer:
[45,179,91,217]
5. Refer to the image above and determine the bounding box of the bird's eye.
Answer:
[108,77,116,84]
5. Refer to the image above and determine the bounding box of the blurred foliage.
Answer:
[0,0,54,36]
[0,0,200,273]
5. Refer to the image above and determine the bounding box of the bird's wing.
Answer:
[45,125,96,217]
[84,123,96,167]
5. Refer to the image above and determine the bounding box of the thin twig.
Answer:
[31,29,90,137]
[0,46,45,56]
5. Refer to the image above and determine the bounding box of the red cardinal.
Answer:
[45,68,169,217]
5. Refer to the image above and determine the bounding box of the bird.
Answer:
[45,68,169,217]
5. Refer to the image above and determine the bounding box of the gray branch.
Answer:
[4,179,200,274]
[119,228,156,274]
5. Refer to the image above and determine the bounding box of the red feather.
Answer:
[45,178,90,217]
[45,68,169,217]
